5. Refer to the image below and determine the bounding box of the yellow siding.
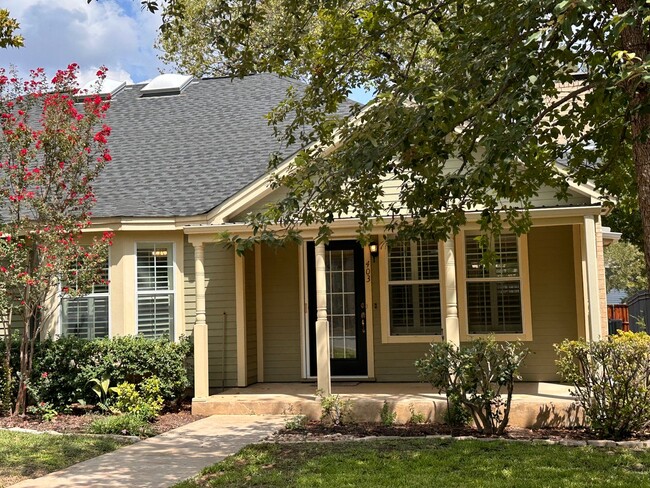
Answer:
[261,244,302,381]
[203,243,238,389]
[520,225,579,381]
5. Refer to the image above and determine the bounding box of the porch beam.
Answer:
[235,251,248,387]
[583,215,602,341]
[315,242,332,395]
[443,237,460,346]
[192,241,209,400]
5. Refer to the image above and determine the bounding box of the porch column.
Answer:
[443,237,460,346]
[315,242,331,395]
[193,241,209,400]
[235,251,247,387]
[583,215,602,341]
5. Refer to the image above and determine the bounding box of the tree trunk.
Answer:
[14,316,30,415]
[615,0,650,287]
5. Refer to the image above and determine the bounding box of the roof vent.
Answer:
[77,78,126,100]
[140,74,193,97]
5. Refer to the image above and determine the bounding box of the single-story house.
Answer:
[40,73,617,404]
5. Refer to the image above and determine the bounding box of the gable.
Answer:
[221,156,597,224]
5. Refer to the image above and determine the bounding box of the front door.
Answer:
[307,241,368,377]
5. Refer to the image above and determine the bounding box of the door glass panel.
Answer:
[326,249,357,359]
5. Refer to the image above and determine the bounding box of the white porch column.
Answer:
[235,251,247,387]
[315,242,331,395]
[583,215,602,341]
[443,237,460,346]
[192,241,209,400]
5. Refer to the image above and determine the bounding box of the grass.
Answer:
[0,430,129,487]
[175,438,650,487]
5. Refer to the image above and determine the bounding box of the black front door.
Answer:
[307,240,368,377]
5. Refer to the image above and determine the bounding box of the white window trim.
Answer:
[456,229,533,342]
[134,241,178,339]
[378,237,445,344]
[58,253,111,339]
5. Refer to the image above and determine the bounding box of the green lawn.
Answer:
[175,438,650,488]
[0,430,129,487]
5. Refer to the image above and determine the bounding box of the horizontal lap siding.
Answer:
[184,238,196,335]
[520,225,578,381]
[262,245,302,382]
[245,249,257,385]
[204,243,238,389]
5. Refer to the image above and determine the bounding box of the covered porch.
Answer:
[191,382,581,429]
[185,207,606,404]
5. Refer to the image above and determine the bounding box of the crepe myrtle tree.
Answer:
[125,2,650,276]
[0,65,113,414]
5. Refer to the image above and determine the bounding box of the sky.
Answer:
[0,0,372,103]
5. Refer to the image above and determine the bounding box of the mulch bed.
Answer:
[0,401,205,435]
[268,421,650,443]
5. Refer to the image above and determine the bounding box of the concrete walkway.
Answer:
[11,415,286,488]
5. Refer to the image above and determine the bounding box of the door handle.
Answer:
[360,302,366,334]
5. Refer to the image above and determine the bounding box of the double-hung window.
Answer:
[460,232,532,340]
[61,260,109,339]
[136,243,174,339]
[380,239,443,342]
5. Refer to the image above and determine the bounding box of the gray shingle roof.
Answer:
[92,73,307,218]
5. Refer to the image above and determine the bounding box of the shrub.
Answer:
[380,401,397,427]
[555,331,650,440]
[317,390,351,426]
[29,335,191,410]
[89,413,154,437]
[416,337,529,435]
[113,377,164,422]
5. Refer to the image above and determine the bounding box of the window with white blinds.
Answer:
[136,243,174,339]
[61,261,109,340]
[464,233,523,334]
[387,239,442,336]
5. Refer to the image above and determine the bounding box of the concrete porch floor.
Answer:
[192,382,582,429]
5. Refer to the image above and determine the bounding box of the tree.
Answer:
[0,9,23,49]
[150,2,650,280]
[0,65,113,414]
[605,241,648,299]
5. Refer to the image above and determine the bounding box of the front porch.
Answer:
[192,382,582,429]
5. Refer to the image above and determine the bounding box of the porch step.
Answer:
[192,384,581,429]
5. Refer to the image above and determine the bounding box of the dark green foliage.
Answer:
[556,331,650,440]
[25,335,191,410]
[416,338,529,435]
[0,361,10,416]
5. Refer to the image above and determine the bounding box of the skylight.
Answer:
[140,74,193,97]
[77,78,126,99]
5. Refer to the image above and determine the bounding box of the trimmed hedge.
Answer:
[26,335,191,410]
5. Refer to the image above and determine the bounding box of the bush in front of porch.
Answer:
[556,331,650,440]
[415,337,529,435]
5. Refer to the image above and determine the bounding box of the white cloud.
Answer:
[0,0,165,84]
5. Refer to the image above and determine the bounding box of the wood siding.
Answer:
[519,225,579,381]
[261,244,302,381]
[185,242,239,389]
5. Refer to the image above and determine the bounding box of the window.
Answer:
[380,239,443,342]
[461,232,531,340]
[136,243,174,339]
[61,260,109,339]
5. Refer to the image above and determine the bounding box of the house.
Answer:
[41,73,617,406]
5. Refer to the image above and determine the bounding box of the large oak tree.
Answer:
[152,2,649,279]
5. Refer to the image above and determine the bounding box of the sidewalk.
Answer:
[11,415,286,488]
